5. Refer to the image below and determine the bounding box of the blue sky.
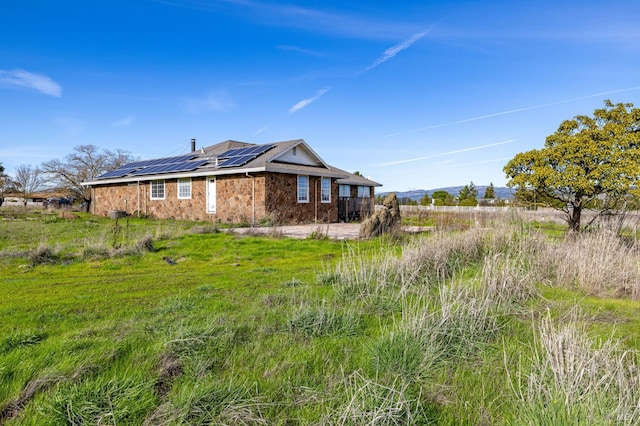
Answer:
[2,0,640,191]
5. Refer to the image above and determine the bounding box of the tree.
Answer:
[504,100,640,232]
[419,193,431,206]
[483,182,496,199]
[399,196,417,205]
[12,164,44,206]
[432,190,455,206]
[41,145,134,211]
[458,181,478,206]
[0,163,7,194]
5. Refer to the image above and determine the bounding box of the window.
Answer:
[297,175,309,203]
[358,186,370,198]
[178,178,191,199]
[339,184,350,197]
[151,180,165,200]
[321,177,331,203]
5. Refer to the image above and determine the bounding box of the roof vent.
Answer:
[191,138,196,152]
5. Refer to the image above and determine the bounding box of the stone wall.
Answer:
[91,178,210,221]
[264,174,338,224]
[215,174,267,224]
[90,172,337,224]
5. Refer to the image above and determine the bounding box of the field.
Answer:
[1,208,640,425]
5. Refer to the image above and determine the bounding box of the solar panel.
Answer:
[126,154,198,169]
[218,154,259,168]
[218,144,273,159]
[97,167,138,179]
[132,159,209,176]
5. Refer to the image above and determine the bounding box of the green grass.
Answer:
[1,211,640,424]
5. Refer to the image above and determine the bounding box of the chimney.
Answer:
[191,138,196,152]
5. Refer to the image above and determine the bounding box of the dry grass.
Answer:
[537,230,640,299]
[508,311,640,425]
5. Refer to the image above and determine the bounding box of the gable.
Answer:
[272,144,323,166]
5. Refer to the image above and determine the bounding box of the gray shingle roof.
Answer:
[83,139,381,188]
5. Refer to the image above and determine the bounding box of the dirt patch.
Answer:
[225,223,432,240]
[154,352,183,398]
[0,375,60,423]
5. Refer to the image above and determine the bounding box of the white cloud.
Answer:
[364,31,429,72]
[156,0,423,40]
[182,91,236,114]
[254,125,270,136]
[112,115,134,127]
[278,45,323,56]
[0,69,62,97]
[377,139,515,167]
[289,87,330,114]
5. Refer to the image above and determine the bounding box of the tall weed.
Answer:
[538,230,640,299]
[508,312,640,425]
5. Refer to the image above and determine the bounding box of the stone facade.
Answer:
[265,174,338,224]
[91,172,339,224]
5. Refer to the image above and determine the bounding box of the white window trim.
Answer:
[321,177,331,203]
[358,186,370,198]
[297,175,309,203]
[206,177,216,214]
[151,180,165,200]
[178,178,192,199]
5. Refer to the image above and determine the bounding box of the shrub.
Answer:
[29,244,59,265]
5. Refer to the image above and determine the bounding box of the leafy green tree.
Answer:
[399,196,417,205]
[504,100,640,232]
[419,193,431,206]
[483,182,496,199]
[458,181,478,206]
[432,190,455,206]
[41,145,134,211]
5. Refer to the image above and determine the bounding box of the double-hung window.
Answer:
[178,178,192,199]
[321,177,331,203]
[151,180,165,200]
[297,175,309,203]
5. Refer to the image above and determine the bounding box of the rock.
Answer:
[359,193,401,238]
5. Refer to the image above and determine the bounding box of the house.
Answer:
[82,139,381,224]
[1,190,71,207]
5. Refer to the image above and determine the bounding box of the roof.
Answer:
[336,170,382,187]
[82,139,381,188]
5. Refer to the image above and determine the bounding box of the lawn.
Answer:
[1,210,639,424]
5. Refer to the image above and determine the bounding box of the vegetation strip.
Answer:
[1,211,640,423]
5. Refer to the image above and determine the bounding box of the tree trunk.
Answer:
[568,204,581,232]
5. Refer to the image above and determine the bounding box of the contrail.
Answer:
[377,139,515,167]
[289,87,330,114]
[364,30,429,72]
[381,86,640,138]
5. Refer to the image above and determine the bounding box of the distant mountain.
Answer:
[380,186,515,201]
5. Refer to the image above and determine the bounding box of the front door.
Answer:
[206,177,216,214]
